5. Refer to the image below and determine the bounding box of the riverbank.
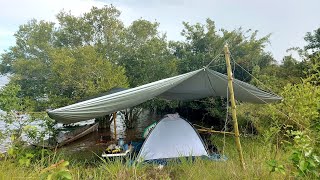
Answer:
[0,136,290,179]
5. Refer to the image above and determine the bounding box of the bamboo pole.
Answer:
[113,112,117,140]
[197,128,235,135]
[224,43,246,169]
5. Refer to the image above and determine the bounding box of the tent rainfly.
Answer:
[48,67,282,124]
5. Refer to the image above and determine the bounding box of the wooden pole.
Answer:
[197,128,235,135]
[224,43,246,169]
[113,112,117,140]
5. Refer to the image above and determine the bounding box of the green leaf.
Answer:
[58,171,72,180]
[26,153,34,158]
[59,161,69,168]
[47,174,52,180]
[8,147,15,156]
[299,160,306,172]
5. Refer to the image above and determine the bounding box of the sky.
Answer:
[0,0,319,62]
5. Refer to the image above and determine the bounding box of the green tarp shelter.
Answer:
[48,68,281,124]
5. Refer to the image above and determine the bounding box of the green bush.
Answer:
[285,131,320,178]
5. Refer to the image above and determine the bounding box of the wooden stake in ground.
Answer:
[113,112,117,140]
[224,43,246,169]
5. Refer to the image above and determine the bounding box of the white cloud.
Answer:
[0,0,107,52]
[1,0,105,22]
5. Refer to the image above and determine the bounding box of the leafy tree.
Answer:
[304,27,320,53]
[305,52,320,85]
[302,27,320,86]
[54,5,124,59]
[0,20,55,74]
[119,19,177,87]
[0,6,129,110]
[0,83,31,112]
[168,19,275,128]
[250,55,307,94]
[0,83,55,150]
[47,46,128,108]
[171,19,274,81]
[111,19,179,126]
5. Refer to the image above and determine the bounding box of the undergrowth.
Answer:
[0,136,296,180]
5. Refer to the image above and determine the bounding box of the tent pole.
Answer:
[113,112,117,140]
[224,43,246,170]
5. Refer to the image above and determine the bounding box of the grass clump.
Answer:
[0,135,293,179]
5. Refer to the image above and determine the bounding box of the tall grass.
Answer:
[0,136,289,179]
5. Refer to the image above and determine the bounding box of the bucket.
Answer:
[118,138,124,147]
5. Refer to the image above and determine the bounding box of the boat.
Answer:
[35,123,99,148]
[57,122,99,147]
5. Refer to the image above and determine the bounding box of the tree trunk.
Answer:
[124,108,143,129]
[96,114,111,129]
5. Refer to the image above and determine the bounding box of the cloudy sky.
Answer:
[0,0,319,61]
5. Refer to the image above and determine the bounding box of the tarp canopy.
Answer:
[48,68,281,124]
[137,114,209,161]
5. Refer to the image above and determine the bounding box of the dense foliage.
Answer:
[0,6,273,114]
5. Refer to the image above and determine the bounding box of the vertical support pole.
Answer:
[224,43,246,169]
[113,112,117,140]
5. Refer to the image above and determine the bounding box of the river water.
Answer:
[0,109,158,156]
[0,75,10,151]
[0,75,159,156]
[0,75,8,89]
[58,110,158,157]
